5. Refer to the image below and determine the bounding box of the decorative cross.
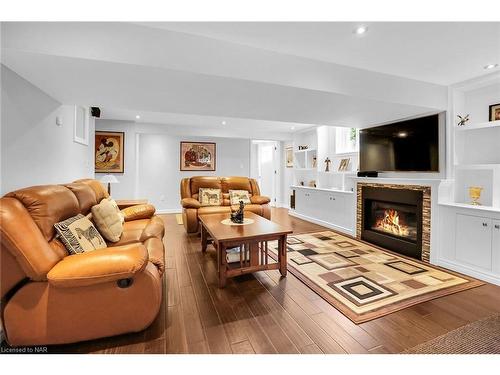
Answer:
[324,157,331,172]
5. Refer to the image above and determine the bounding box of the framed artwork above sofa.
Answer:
[180,141,216,171]
[95,131,125,173]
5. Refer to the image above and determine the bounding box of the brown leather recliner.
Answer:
[0,179,165,346]
[180,176,271,233]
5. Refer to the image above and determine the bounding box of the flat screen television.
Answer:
[359,114,439,172]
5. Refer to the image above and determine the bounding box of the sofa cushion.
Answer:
[91,199,123,242]
[229,190,251,205]
[54,214,107,254]
[121,204,156,221]
[222,177,252,193]
[199,188,222,206]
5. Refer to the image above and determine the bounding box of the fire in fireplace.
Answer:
[361,186,423,260]
[371,201,418,242]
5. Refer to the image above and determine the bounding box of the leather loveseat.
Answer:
[0,179,165,346]
[180,176,271,233]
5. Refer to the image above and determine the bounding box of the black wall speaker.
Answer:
[90,107,101,118]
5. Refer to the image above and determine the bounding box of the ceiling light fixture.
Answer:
[135,115,140,119]
[291,126,295,130]
[483,63,498,70]
[397,131,408,138]
[221,121,226,125]
[354,26,367,35]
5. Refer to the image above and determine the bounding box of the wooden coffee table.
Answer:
[198,212,292,287]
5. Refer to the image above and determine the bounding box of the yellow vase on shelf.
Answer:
[468,186,483,206]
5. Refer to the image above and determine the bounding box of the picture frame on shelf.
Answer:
[285,147,293,168]
[489,103,500,121]
[338,158,350,171]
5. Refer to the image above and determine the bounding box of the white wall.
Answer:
[95,119,252,210]
[465,83,500,123]
[1,65,94,194]
[137,134,250,212]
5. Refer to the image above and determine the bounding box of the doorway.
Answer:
[250,140,279,206]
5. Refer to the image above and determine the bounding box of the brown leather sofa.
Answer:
[0,179,165,346]
[180,176,271,233]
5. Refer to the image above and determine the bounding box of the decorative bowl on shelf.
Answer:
[468,186,483,205]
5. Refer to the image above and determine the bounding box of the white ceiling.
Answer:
[2,22,494,137]
[142,22,500,85]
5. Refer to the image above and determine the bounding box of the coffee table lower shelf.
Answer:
[199,214,290,288]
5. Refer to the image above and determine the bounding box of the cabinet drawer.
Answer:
[455,214,492,270]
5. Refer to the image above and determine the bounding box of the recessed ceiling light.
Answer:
[397,131,408,138]
[291,126,295,130]
[354,26,367,35]
[484,63,498,70]
[221,120,226,125]
[135,115,140,119]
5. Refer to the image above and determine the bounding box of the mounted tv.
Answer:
[359,114,439,172]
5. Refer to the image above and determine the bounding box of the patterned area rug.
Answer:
[403,313,500,354]
[269,231,483,324]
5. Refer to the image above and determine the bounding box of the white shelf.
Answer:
[294,168,316,171]
[439,202,500,214]
[456,120,500,131]
[290,185,354,194]
[294,148,317,153]
[318,170,356,174]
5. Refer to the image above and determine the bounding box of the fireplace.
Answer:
[360,186,424,260]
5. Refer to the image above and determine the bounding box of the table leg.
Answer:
[218,242,227,288]
[278,235,287,277]
[201,224,208,253]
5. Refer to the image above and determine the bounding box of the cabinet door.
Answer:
[294,189,306,214]
[456,214,492,270]
[326,193,345,227]
[493,220,500,273]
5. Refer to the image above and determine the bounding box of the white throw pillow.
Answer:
[91,199,124,242]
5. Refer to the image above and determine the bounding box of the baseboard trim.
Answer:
[156,209,182,214]
[288,210,355,237]
[437,259,500,286]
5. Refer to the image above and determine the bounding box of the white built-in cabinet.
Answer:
[290,186,355,236]
[439,204,500,285]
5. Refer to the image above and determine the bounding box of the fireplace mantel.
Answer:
[353,179,440,264]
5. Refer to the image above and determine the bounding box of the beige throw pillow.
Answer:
[54,214,107,255]
[229,190,251,205]
[199,188,222,206]
[91,198,124,242]
[107,198,125,223]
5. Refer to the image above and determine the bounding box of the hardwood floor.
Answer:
[27,208,500,353]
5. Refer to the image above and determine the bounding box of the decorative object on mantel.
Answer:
[489,103,500,121]
[99,174,120,195]
[299,181,304,186]
[285,146,293,168]
[468,186,483,205]
[95,131,125,173]
[268,231,483,324]
[308,180,316,188]
[298,145,309,150]
[324,157,331,172]
[230,201,245,224]
[312,156,317,168]
[456,114,470,126]
[338,158,350,171]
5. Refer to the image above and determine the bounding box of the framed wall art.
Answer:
[180,141,216,171]
[95,131,125,173]
[489,103,500,121]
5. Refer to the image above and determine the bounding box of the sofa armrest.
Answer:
[121,204,156,222]
[250,195,271,205]
[47,243,148,288]
[181,198,201,209]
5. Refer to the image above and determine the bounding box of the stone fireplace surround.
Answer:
[356,182,431,263]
